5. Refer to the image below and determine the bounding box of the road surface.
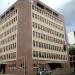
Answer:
[60,72,75,75]
[68,72,75,75]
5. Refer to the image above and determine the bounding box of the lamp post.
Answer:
[17,56,26,75]
[36,54,39,75]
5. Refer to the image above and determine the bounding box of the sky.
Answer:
[0,0,75,32]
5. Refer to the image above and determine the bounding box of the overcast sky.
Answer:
[0,0,75,32]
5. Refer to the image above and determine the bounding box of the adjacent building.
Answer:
[0,0,68,75]
[68,31,75,45]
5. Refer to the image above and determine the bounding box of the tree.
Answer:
[69,46,75,71]
[69,47,75,55]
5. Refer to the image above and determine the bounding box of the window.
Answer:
[33,40,35,47]
[33,51,38,57]
[33,51,36,57]
[33,31,35,37]
[32,13,34,18]
[14,43,16,48]
[11,44,13,49]
[36,41,38,47]
[39,52,41,58]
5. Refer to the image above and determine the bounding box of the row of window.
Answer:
[0,52,16,60]
[33,40,64,52]
[33,51,67,60]
[33,63,46,72]
[32,5,62,24]
[0,43,16,53]
[33,31,64,45]
[33,22,64,38]
[0,9,17,24]
[1,16,17,31]
[8,64,16,69]
[0,34,16,45]
[32,13,63,31]
[0,25,17,39]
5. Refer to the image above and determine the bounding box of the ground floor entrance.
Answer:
[0,64,6,74]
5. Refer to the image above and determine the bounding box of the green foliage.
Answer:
[69,46,75,71]
[69,47,75,55]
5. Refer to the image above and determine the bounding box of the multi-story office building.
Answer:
[68,31,75,44]
[0,0,68,75]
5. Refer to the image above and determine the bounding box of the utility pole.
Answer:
[22,56,26,75]
[17,56,26,75]
[37,55,39,74]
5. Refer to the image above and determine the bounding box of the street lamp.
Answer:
[17,56,26,75]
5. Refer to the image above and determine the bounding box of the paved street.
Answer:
[0,74,15,75]
[67,72,75,75]
[59,72,75,75]
[0,72,74,75]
